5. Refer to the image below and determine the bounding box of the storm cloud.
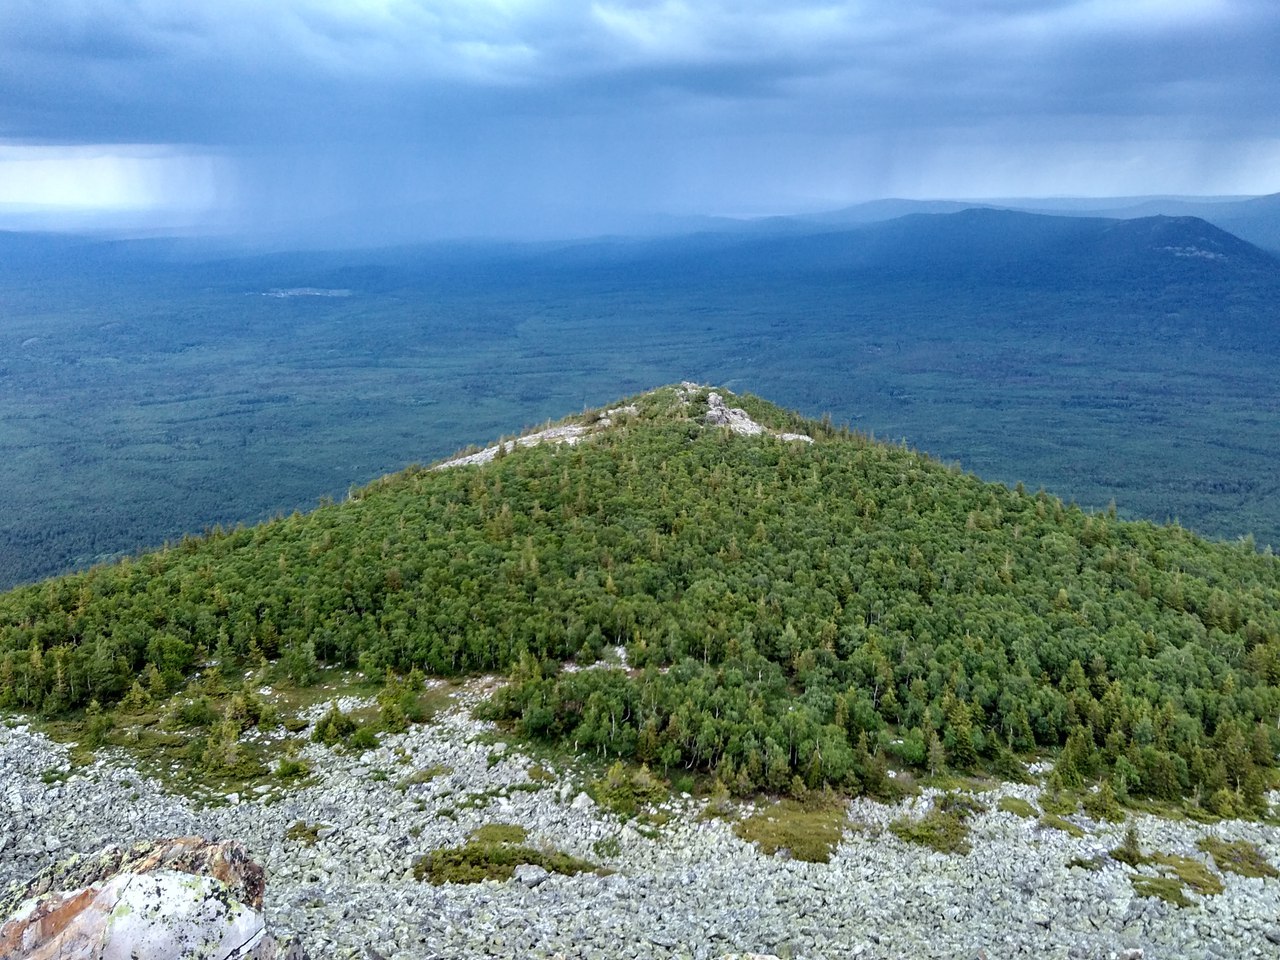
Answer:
[2,0,1278,238]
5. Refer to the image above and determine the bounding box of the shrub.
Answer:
[311,703,357,745]
[1081,782,1124,822]
[590,761,667,818]
[349,726,380,751]
[276,757,311,781]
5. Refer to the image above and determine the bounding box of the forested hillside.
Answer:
[1,385,1278,810]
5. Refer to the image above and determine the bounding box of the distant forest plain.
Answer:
[1,212,1278,588]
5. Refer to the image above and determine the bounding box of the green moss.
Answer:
[1038,814,1085,838]
[889,808,971,855]
[734,796,849,863]
[1196,837,1279,879]
[998,797,1038,819]
[1131,875,1193,907]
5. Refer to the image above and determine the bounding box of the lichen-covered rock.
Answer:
[0,838,304,960]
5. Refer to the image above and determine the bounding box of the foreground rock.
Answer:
[0,837,303,960]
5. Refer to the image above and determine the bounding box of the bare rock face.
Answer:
[0,837,304,960]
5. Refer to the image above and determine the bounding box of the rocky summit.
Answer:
[3,684,1280,960]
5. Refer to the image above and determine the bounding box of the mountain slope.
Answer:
[1,384,1278,809]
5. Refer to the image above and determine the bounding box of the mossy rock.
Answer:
[734,796,848,863]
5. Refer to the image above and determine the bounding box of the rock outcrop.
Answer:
[1,837,303,960]
[702,391,813,443]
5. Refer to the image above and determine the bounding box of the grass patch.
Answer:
[1037,814,1085,838]
[889,792,987,855]
[1196,837,1279,879]
[734,794,849,863]
[998,797,1038,819]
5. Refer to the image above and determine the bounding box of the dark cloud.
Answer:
[2,0,1277,236]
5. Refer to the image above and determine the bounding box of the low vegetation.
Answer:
[889,793,985,855]
[1037,814,1085,838]
[285,821,327,845]
[416,823,599,885]
[997,797,1038,819]
[589,761,668,819]
[397,764,452,791]
[1112,825,1225,906]
[1195,837,1279,879]
[733,794,849,863]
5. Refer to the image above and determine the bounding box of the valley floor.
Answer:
[3,684,1279,960]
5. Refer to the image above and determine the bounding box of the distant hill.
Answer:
[2,384,1278,810]
[1003,194,1280,254]
[769,194,1280,257]
[558,209,1279,291]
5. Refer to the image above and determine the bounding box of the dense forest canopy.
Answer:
[1,385,1278,809]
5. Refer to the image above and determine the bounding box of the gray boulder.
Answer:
[0,836,304,960]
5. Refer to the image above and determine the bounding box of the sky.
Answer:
[1,0,1278,240]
